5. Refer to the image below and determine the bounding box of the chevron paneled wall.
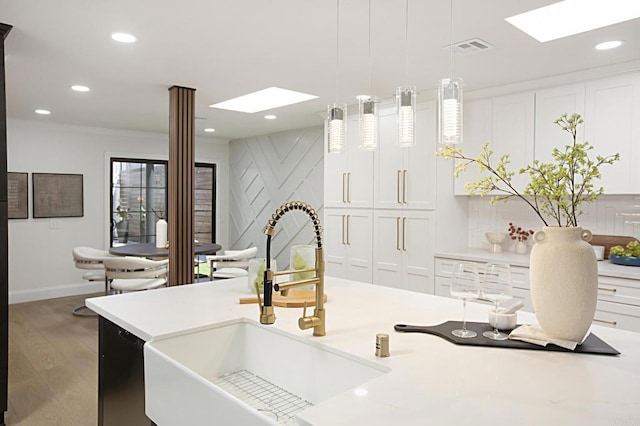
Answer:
[229,126,324,270]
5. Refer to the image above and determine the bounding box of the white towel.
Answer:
[508,325,585,351]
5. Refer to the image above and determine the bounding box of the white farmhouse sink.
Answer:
[144,318,390,425]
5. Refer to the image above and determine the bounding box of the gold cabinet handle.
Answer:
[397,170,402,204]
[402,216,407,251]
[342,173,346,203]
[403,170,408,204]
[347,172,351,203]
[598,286,617,293]
[593,318,618,327]
[341,215,346,245]
[396,217,401,250]
[346,215,351,245]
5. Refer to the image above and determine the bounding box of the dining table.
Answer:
[109,242,221,258]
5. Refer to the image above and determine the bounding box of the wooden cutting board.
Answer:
[239,289,327,308]
[590,235,639,259]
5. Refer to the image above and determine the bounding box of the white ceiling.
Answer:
[2,0,640,141]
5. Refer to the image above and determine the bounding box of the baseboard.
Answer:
[9,281,105,304]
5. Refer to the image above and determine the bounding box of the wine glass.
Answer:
[450,262,481,338]
[481,263,513,340]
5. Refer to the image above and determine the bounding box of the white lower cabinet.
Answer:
[373,210,435,294]
[324,208,373,283]
[435,256,640,332]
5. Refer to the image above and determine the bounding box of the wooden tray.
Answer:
[239,289,327,308]
[590,234,639,259]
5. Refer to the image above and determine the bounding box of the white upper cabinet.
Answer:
[454,92,535,195]
[534,84,586,163]
[584,73,640,194]
[375,103,437,209]
[324,115,374,208]
[534,73,640,194]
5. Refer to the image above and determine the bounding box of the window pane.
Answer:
[195,167,213,189]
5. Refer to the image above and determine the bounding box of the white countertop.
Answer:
[87,277,640,425]
[436,248,640,280]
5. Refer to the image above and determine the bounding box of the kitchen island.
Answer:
[87,277,640,425]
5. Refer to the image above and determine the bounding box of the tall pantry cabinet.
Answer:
[324,103,437,294]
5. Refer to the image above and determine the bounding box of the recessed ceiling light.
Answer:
[204,128,216,132]
[35,109,51,115]
[209,87,318,113]
[71,85,90,92]
[595,40,623,50]
[111,32,136,43]
[356,95,371,101]
[264,114,277,120]
[505,0,640,42]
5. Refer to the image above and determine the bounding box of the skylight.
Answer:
[209,87,318,113]
[505,0,640,42]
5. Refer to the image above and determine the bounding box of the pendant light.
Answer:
[396,0,416,148]
[358,0,378,151]
[327,0,346,154]
[438,0,463,145]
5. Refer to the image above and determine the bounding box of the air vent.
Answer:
[445,38,494,55]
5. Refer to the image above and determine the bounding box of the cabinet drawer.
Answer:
[597,276,640,307]
[435,258,530,290]
[593,300,640,333]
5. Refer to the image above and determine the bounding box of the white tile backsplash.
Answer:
[468,195,640,251]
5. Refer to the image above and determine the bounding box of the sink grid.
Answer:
[210,369,313,425]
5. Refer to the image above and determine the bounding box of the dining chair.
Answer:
[72,246,117,316]
[103,257,169,293]
[206,246,258,280]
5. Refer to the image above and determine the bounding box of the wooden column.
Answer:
[168,86,195,286]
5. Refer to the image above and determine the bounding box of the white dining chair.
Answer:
[206,246,258,280]
[72,246,117,316]
[103,257,169,293]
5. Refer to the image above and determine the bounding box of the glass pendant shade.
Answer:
[396,86,416,147]
[327,104,346,154]
[438,77,463,145]
[358,96,378,151]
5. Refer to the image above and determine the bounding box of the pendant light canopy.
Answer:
[438,77,463,145]
[358,95,378,151]
[438,0,463,145]
[327,0,345,154]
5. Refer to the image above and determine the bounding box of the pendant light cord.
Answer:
[336,0,340,101]
[449,0,454,77]
[404,0,409,86]
[368,0,372,94]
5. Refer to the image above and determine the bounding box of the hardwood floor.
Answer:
[6,293,101,426]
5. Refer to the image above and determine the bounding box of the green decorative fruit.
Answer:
[254,261,266,289]
[292,252,313,281]
[610,241,640,258]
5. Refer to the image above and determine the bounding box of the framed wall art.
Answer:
[32,173,84,218]
[7,172,28,219]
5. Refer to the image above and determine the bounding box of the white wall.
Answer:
[228,126,324,271]
[466,196,640,252]
[7,118,230,303]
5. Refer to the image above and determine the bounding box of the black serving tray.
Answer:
[394,321,620,356]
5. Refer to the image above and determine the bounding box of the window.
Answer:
[110,158,216,246]
[195,163,216,243]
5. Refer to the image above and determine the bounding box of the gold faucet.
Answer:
[256,201,326,336]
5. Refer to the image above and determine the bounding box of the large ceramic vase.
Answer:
[530,226,598,342]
